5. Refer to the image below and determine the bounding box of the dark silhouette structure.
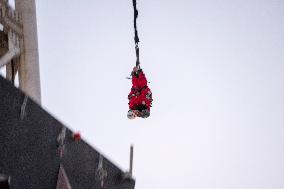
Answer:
[0,76,135,189]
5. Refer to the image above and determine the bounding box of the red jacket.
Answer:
[128,69,152,111]
[129,87,152,110]
[131,70,147,89]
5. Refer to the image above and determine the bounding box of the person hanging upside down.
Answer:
[127,66,153,119]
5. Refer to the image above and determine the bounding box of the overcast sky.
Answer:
[4,0,284,188]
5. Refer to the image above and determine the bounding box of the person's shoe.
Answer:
[141,109,150,118]
[127,110,137,119]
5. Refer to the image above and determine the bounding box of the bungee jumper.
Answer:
[127,66,152,119]
[127,0,153,119]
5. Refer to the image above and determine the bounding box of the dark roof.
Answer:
[0,76,135,189]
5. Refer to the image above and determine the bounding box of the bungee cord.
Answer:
[132,0,140,67]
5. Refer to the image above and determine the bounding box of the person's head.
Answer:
[127,110,137,119]
[141,109,150,118]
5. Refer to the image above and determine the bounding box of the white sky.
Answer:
[4,0,284,188]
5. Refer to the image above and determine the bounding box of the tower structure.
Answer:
[0,0,41,104]
[0,1,136,188]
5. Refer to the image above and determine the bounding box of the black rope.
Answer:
[132,0,140,67]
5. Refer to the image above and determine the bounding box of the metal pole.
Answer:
[0,46,20,67]
[129,145,134,177]
[15,0,41,104]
